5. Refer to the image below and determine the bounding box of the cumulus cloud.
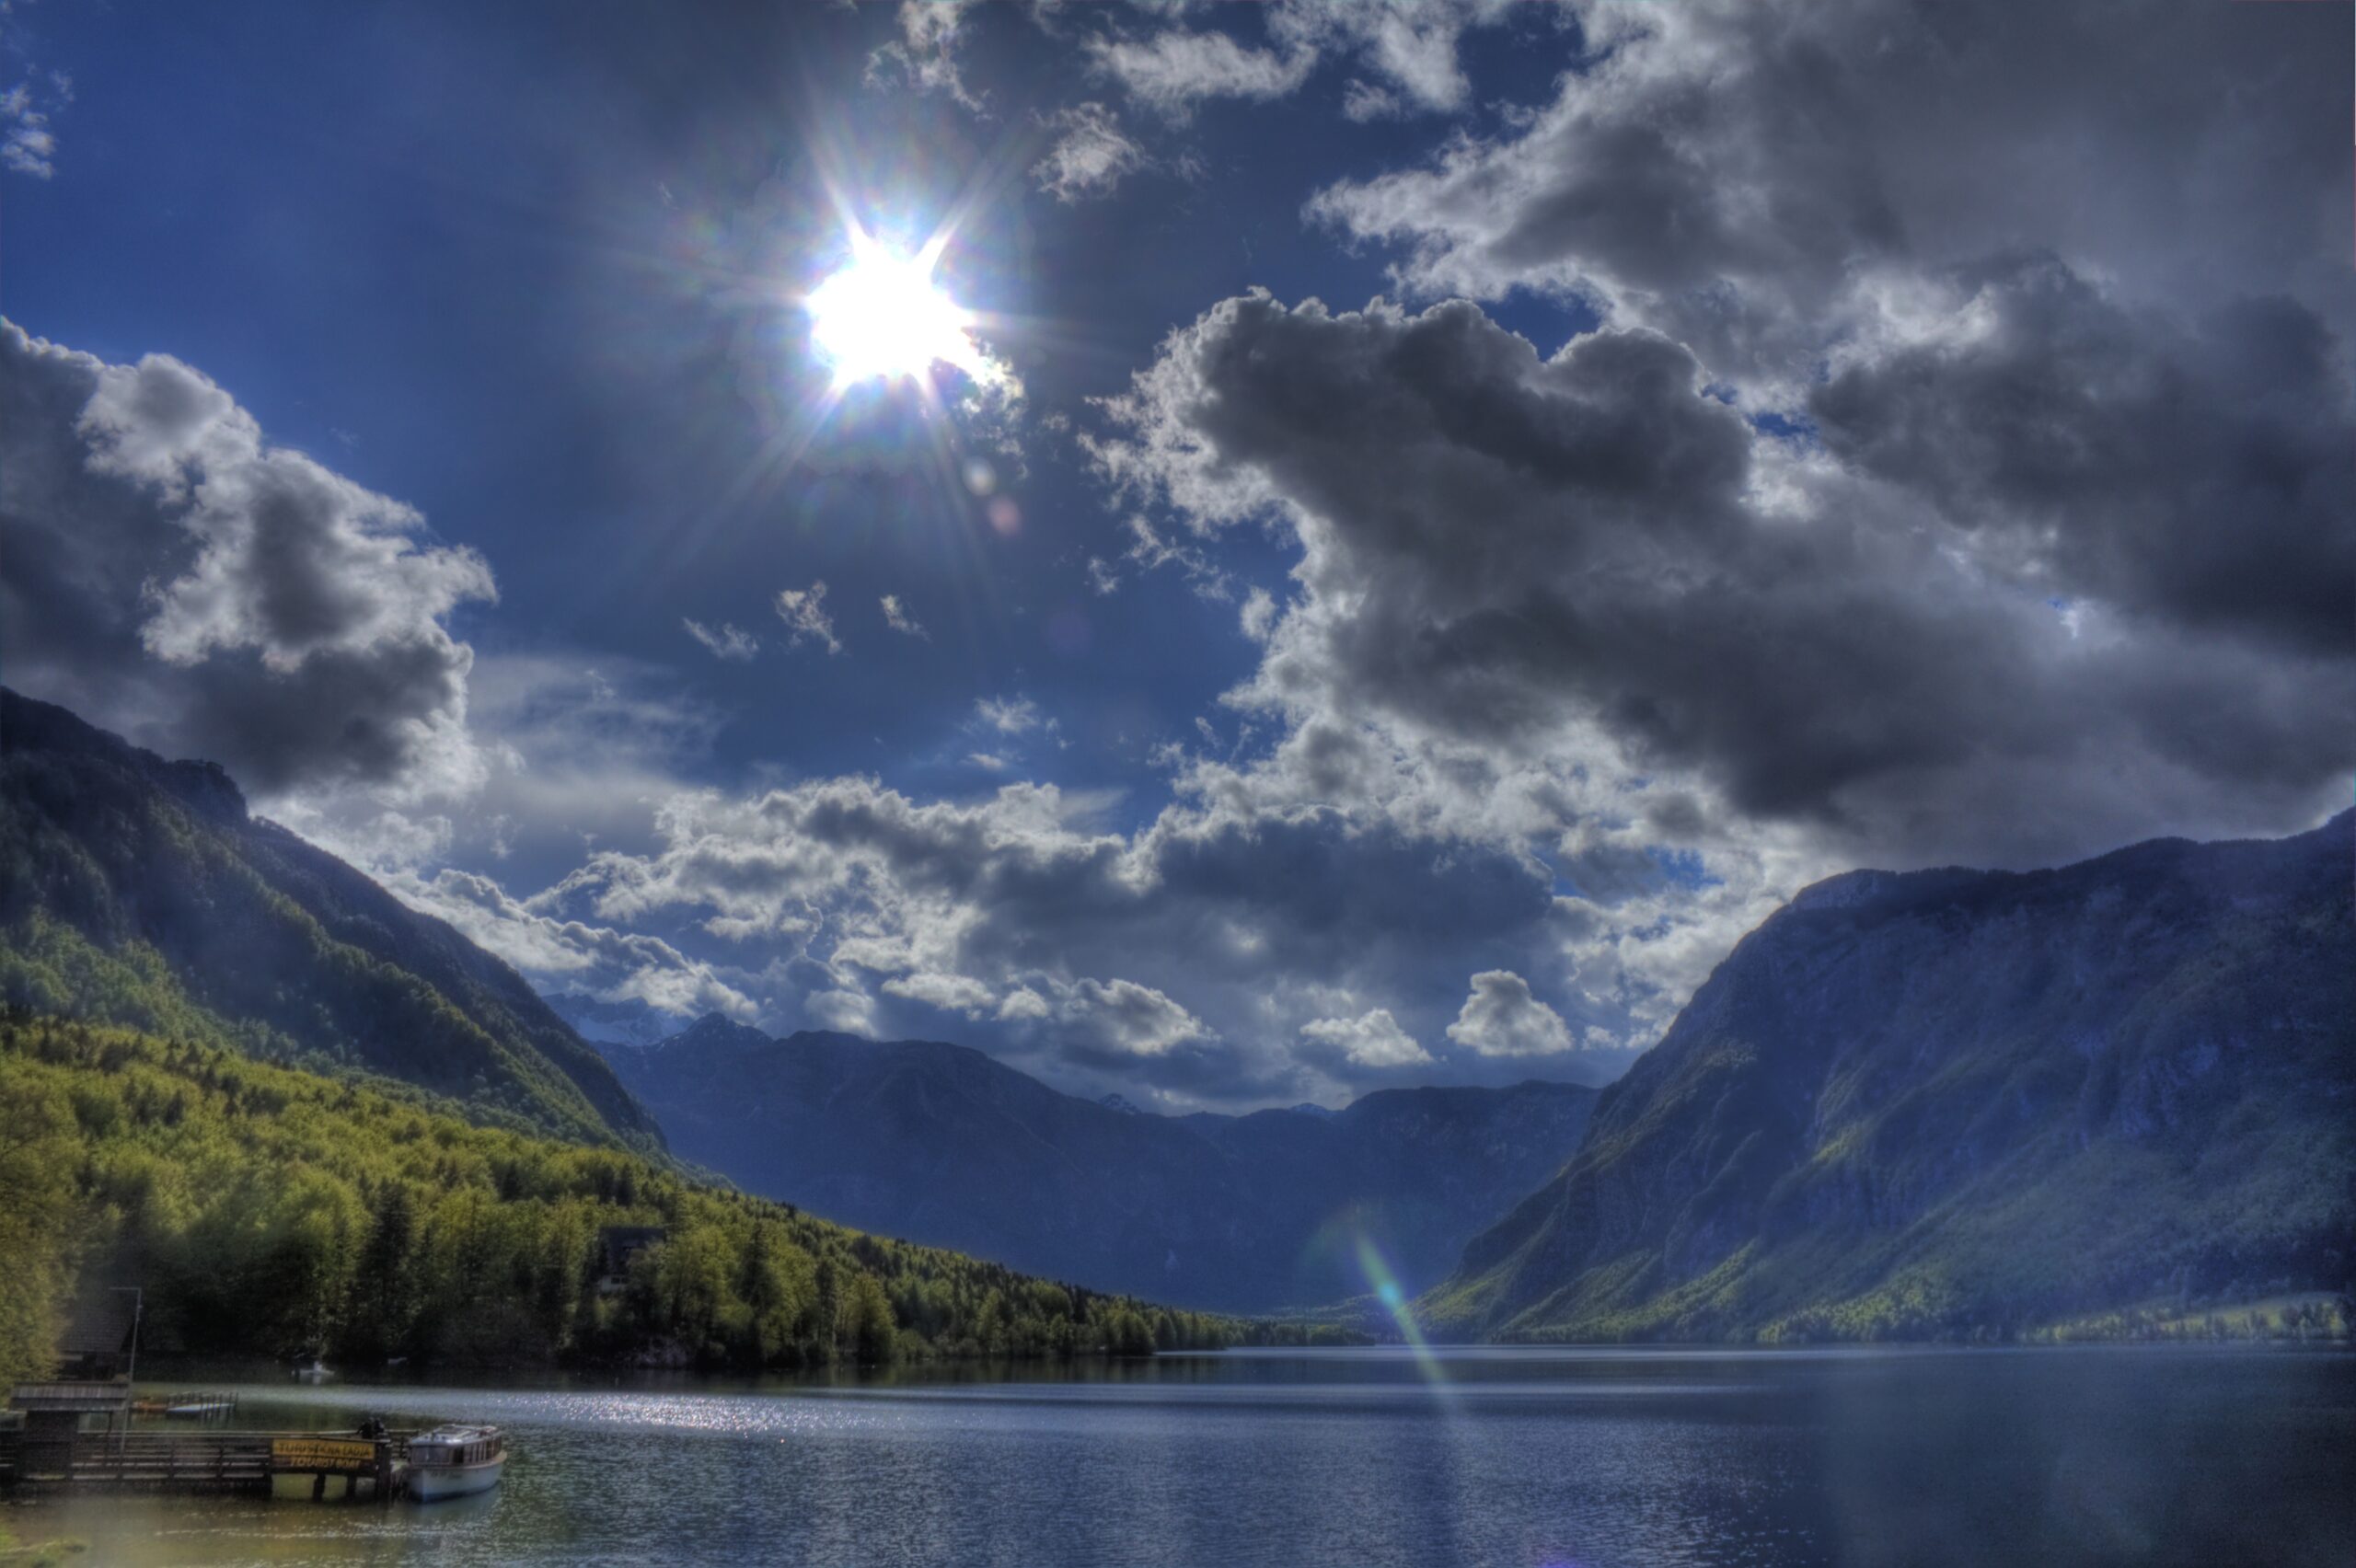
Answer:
[0,320,495,803]
[1093,290,2356,871]
[1447,971,1574,1057]
[683,618,759,661]
[774,581,842,654]
[1033,102,1149,202]
[1300,1007,1432,1068]
[1053,975,1209,1059]
[879,594,930,640]
[493,765,1573,1100]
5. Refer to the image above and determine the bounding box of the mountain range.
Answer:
[6,686,2344,1341]
[586,1014,1597,1313]
[1426,811,2356,1340]
[0,688,657,1147]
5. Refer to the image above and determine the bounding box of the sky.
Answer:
[3,0,2350,1111]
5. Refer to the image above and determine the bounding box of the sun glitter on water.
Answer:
[804,231,991,388]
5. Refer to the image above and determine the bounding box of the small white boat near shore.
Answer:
[405,1424,506,1501]
[292,1357,332,1383]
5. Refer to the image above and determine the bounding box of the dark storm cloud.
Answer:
[0,322,492,800]
[1311,0,2354,375]
[1811,257,2356,657]
[1098,290,2356,865]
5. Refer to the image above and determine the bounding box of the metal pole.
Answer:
[111,1287,143,1458]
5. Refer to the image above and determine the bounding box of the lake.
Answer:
[20,1345,2354,1566]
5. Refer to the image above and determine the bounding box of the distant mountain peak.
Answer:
[600,1025,1599,1313]
[634,1012,781,1057]
[541,989,691,1050]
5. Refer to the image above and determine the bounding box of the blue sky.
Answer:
[6,0,2350,1107]
[9,3,1550,827]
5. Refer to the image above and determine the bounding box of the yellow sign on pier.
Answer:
[270,1436,379,1473]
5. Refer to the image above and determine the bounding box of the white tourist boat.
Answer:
[405,1424,507,1501]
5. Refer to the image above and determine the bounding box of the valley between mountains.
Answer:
[3,685,2348,1372]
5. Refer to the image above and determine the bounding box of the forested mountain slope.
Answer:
[0,688,656,1147]
[1427,813,2355,1341]
[0,1012,1240,1384]
[601,1015,1597,1312]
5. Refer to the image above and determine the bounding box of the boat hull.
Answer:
[408,1453,505,1501]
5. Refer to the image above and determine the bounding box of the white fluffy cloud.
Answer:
[1300,1008,1432,1068]
[1447,971,1574,1058]
[476,760,1587,1100]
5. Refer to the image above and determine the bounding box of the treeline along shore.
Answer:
[0,1012,1355,1383]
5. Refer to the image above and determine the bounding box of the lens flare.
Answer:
[1354,1233,1450,1388]
[804,231,993,389]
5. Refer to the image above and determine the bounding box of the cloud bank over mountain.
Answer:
[6,0,2347,1109]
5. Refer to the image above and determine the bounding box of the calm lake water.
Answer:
[18,1346,2353,1567]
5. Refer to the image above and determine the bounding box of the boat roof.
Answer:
[414,1424,501,1442]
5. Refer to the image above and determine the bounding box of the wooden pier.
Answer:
[0,1426,414,1501]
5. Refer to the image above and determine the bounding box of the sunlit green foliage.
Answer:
[0,1012,1255,1376]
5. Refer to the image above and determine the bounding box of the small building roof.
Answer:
[10,1379,131,1413]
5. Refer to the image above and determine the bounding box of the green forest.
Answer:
[0,1010,1332,1386]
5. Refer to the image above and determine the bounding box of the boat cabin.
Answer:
[408,1424,502,1468]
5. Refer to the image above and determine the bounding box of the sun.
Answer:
[804,232,989,388]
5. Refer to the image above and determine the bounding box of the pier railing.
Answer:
[0,1430,273,1492]
[0,1427,419,1498]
